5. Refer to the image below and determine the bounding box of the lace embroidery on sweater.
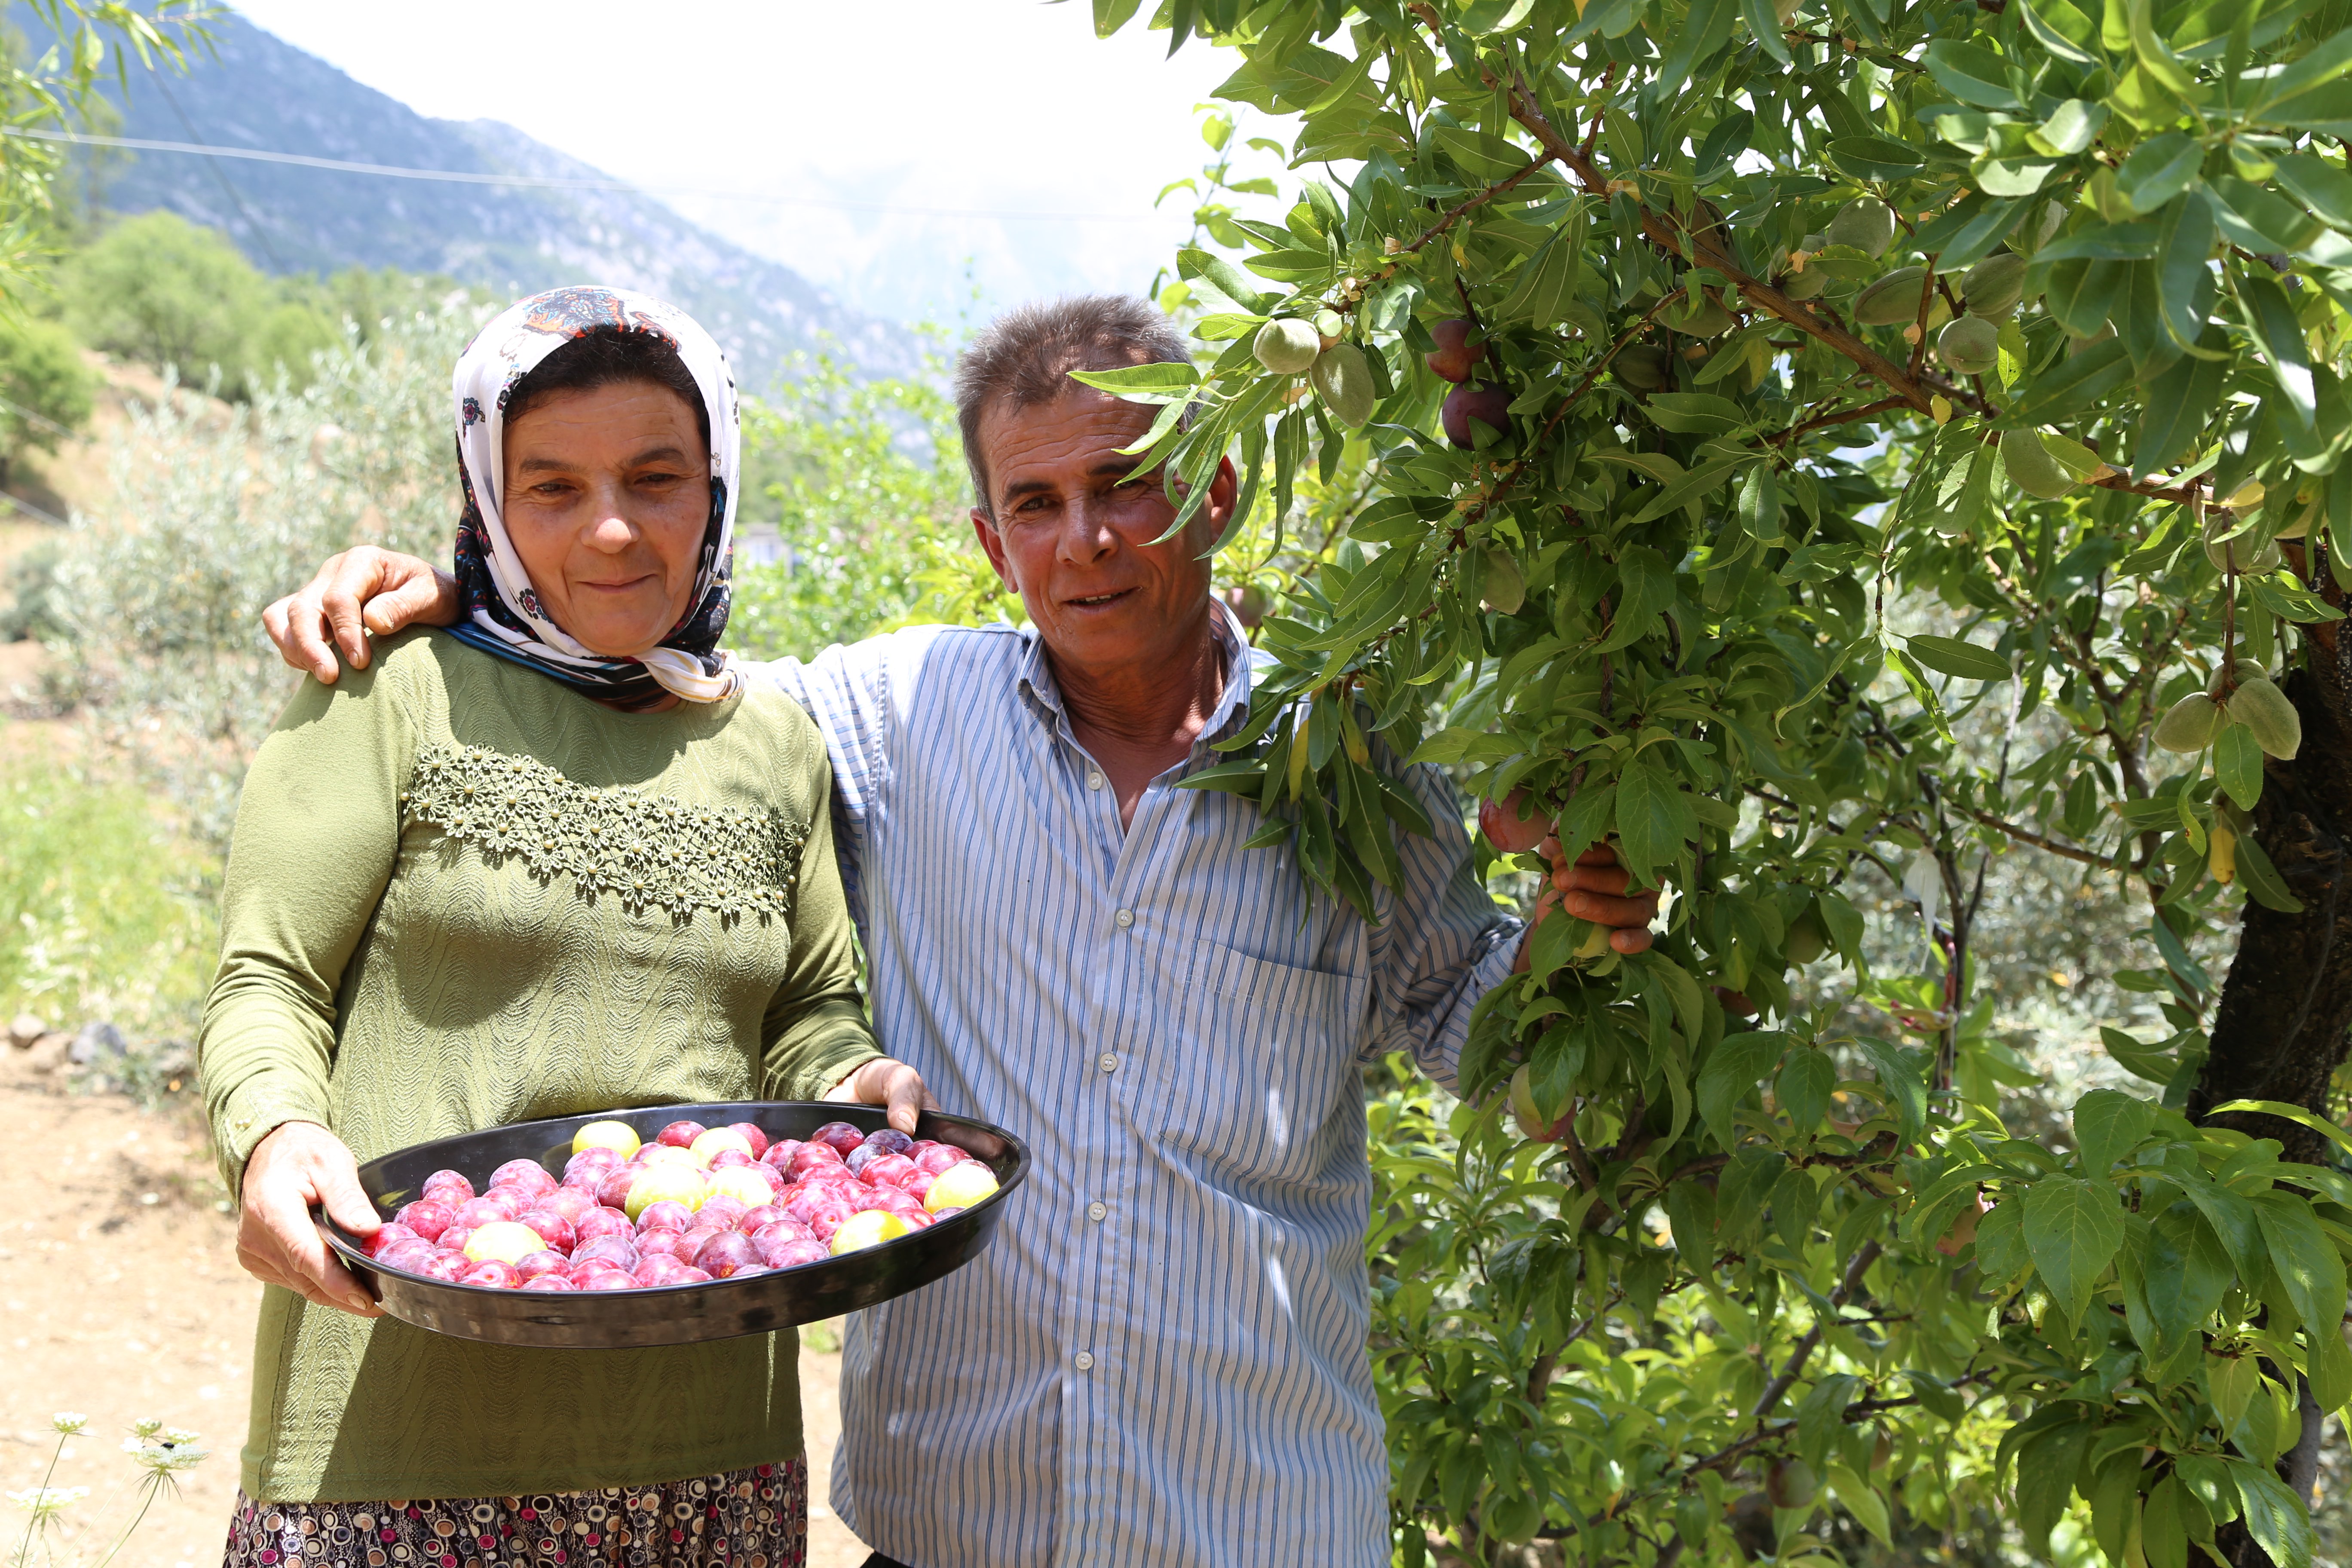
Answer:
[401,743,804,920]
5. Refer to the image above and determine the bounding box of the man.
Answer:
[264,296,1658,1568]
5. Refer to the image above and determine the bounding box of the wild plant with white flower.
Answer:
[7,1415,208,1568]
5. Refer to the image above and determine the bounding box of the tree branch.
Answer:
[1753,1240,1882,1419]
[1954,800,2112,867]
[1405,153,1556,255]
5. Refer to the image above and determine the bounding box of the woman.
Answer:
[200,285,925,1568]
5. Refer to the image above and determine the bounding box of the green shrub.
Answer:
[0,314,94,481]
[61,211,337,399]
[0,741,214,1037]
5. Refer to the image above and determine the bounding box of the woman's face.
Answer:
[499,380,710,658]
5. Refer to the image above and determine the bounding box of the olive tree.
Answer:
[1085,1,2352,1563]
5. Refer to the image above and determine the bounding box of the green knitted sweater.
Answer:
[199,630,880,1502]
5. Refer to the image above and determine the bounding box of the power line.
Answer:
[148,75,289,271]
[4,126,1164,224]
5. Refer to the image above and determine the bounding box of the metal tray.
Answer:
[318,1101,1027,1348]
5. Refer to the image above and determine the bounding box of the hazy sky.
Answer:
[226,0,1270,325]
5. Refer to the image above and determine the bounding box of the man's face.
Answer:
[971,387,1233,680]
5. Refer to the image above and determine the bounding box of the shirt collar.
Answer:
[1014,599,1258,752]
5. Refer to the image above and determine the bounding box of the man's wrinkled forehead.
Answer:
[977,386,1156,506]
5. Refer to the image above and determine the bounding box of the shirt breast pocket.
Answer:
[1149,938,1364,1188]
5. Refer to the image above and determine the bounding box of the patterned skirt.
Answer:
[220,1458,805,1568]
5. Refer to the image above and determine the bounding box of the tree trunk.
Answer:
[2190,606,2351,1568]
[2189,638,2352,1167]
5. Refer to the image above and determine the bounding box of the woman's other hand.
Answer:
[261,546,459,683]
[238,1121,385,1316]
[826,1058,939,1135]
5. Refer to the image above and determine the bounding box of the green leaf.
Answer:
[2254,1186,2352,1339]
[2046,257,2126,334]
[1496,221,1583,325]
[1925,39,2021,107]
[2226,1458,2317,1568]
[2274,150,2352,229]
[2211,1098,2352,1161]
[2019,0,2100,61]
[2030,98,2108,155]
[1092,0,1145,35]
[2259,77,2352,135]
[1645,392,1749,435]
[1830,135,1926,180]
[2014,1420,2095,1547]
[2100,1026,2177,1083]
[1652,0,1738,94]
[2236,830,2308,913]
[2256,24,2352,117]
[1905,633,2012,682]
[1853,1037,1928,1146]
[2239,271,2318,429]
[1776,1047,1836,1133]
[1615,760,1698,886]
[1626,457,1748,527]
[2215,721,2265,811]
[2144,1201,2235,1356]
[2134,326,2230,476]
[2156,194,2217,349]
[2008,336,2133,423]
[1065,361,1200,401]
[2074,1088,2158,1173]
[1698,1030,1787,1149]
[1827,1463,1892,1545]
[2035,222,2161,262]
[2144,1477,2190,1568]
[2021,1175,2127,1324]
[2116,134,2202,213]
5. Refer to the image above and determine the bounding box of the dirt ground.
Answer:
[0,1049,871,1567]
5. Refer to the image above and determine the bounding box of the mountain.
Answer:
[70,12,911,389]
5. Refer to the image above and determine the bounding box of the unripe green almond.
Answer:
[1253,318,1321,374]
[2152,692,2220,753]
[1960,252,2027,318]
[1937,315,2000,377]
[1785,910,1828,966]
[1853,266,1931,327]
[1999,428,2078,499]
[2229,676,2301,759]
[1615,344,1672,390]
[1670,289,1737,338]
[2202,513,2284,575]
[1826,199,1896,258]
[1309,341,1377,426]
[1780,266,1828,300]
[1483,548,1525,614]
[1766,1457,1820,1510]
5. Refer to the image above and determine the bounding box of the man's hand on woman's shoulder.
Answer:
[264,546,459,683]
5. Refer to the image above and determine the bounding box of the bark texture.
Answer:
[2192,592,2352,1568]
[2189,650,2352,1166]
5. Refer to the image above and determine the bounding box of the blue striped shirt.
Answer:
[750,605,1521,1568]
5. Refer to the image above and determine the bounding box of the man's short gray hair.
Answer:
[954,294,1190,519]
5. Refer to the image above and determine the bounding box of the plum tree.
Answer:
[1084,0,2352,1563]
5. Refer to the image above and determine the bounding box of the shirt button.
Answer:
[1114,908,1134,928]
[1073,1351,1095,1372]
[1098,1052,1119,1074]
[1087,770,1104,790]
[1087,1201,1108,1222]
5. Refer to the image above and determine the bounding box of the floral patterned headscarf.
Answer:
[446,285,743,708]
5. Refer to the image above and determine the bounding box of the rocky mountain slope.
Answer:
[74,12,908,388]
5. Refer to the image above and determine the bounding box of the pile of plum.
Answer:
[356,1116,1000,1292]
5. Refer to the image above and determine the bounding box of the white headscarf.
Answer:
[447,285,743,707]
